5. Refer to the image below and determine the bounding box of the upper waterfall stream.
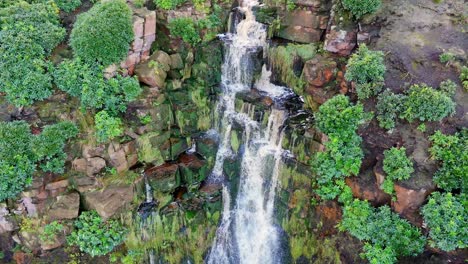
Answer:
[207,1,292,263]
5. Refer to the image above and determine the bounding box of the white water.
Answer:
[207,1,290,263]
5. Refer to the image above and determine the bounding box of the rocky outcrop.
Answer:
[83,184,134,220]
[392,184,430,225]
[46,192,80,221]
[346,171,391,206]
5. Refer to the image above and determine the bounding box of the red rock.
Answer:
[144,11,156,37]
[316,200,342,235]
[143,34,156,51]
[132,37,144,52]
[178,153,205,169]
[303,56,337,87]
[345,176,391,206]
[132,16,144,39]
[144,163,179,178]
[324,28,357,56]
[392,184,431,225]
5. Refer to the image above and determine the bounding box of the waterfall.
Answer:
[207,1,291,263]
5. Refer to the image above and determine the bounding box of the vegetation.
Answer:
[54,58,142,114]
[460,66,468,90]
[345,44,386,100]
[40,221,64,244]
[382,147,414,195]
[0,0,65,106]
[439,79,457,97]
[421,192,467,251]
[313,95,368,199]
[376,89,404,129]
[439,52,455,64]
[55,0,82,12]
[429,130,467,193]
[0,121,77,201]
[68,211,126,257]
[168,17,201,45]
[400,84,455,122]
[342,0,382,19]
[154,0,186,10]
[95,111,124,143]
[70,0,133,66]
[340,200,426,263]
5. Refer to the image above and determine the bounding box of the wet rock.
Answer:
[83,185,134,220]
[324,27,357,56]
[178,153,207,186]
[303,55,337,87]
[316,200,342,235]
[0,204,17,234]
[145,163,180,193]
[47,192,80,221]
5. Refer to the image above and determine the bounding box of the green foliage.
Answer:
[315,95,367,137]
[55,0,81,12]
[68,211,126,257]
[382,147,414,195]
[154,0,186,10]
[168,17,201,45]
[417,123,426,132]
[345,44,386,99]
[70,0,133,66]
[40,221,64,244]
[460,66,468,91]
[0,121,77,201]
[314,95,369,200]
[400,84,455,122]
[421,192,467,251]
[429,130,467,193]
[95,111,124,143]
[340,200,426,263]
[342,0,382,19]
[376,89,404,130]
[439,79,457,97]
[54,58,142,114]
[0,0,65,106]
[439,52,455,64]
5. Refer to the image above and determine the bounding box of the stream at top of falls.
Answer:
[207,0,293,263]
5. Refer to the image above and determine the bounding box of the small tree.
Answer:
[345,45,386,99]
[70,0,133,66]
[382,147,414,195]
[422,192,467,251]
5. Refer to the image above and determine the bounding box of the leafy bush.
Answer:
[439,52,455,64]
[0,121,77,201]
[382,147,414,195]
[439,79,457,97]
[70,0,133,66]
[421,192,467,251]
[340,200,426,263]
[400,84,455,122]
[95,111,124,143]
[55,0,81,12]
[459,66,468,91]
[68,211,126,257]
[429,130,467,193]
[376,89,404,130]
[313,95,369,200]
[40,221,64,244]
[168,17,201,46]
[345,44,386,99]
[54,59,142,114]
[342,0,382,19]
[0,1,65,106]
[154,0,186,10]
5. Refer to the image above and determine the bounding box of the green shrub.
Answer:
[459,66,468,91]
[439,52,455,64]
[429,130,467,192]
[0,121,77,201]
[95,111,124,143]
[342,0,382,19]
[315,95,367,137]
[382,147,414,195]
[345,44,386,99]
[376,89,404,130]
[154,0,186,10]
[421,192,467,251]
[0,1,65,106]
[54,59,142,113]
[70,0,133,66]
[400,84,455,122]
[40,221,64,244]
[55,0,81,12]
[439,79,457,97]
[68,211,126,257]
[168,17,201,45]
[340,200,426,263]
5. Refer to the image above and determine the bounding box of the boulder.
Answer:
[45,179,69,197]
[83,185,134,220]
[72,158,87,173]
[345,172,391,206]
[145,163,181,193]
[150,50,172,71]
[303,56,337,87]
[86,157,106,176]
[278,26,322,43]
[324,27,357,56]
[47,192,80,221]
[392,184,431,225]
[170,53,184,70]
[135,62,167,88]
[108,143,129,173]
[73,176,100,193]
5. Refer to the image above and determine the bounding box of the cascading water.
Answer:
[207,1,292,263]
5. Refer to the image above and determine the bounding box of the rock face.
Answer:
[83,184,134,220]
[0,204,16,234]
[135,50,173,88]
[324,26,357,56]
[346,171,391,206]
[47,192,80,221]
[277,2,331,43]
